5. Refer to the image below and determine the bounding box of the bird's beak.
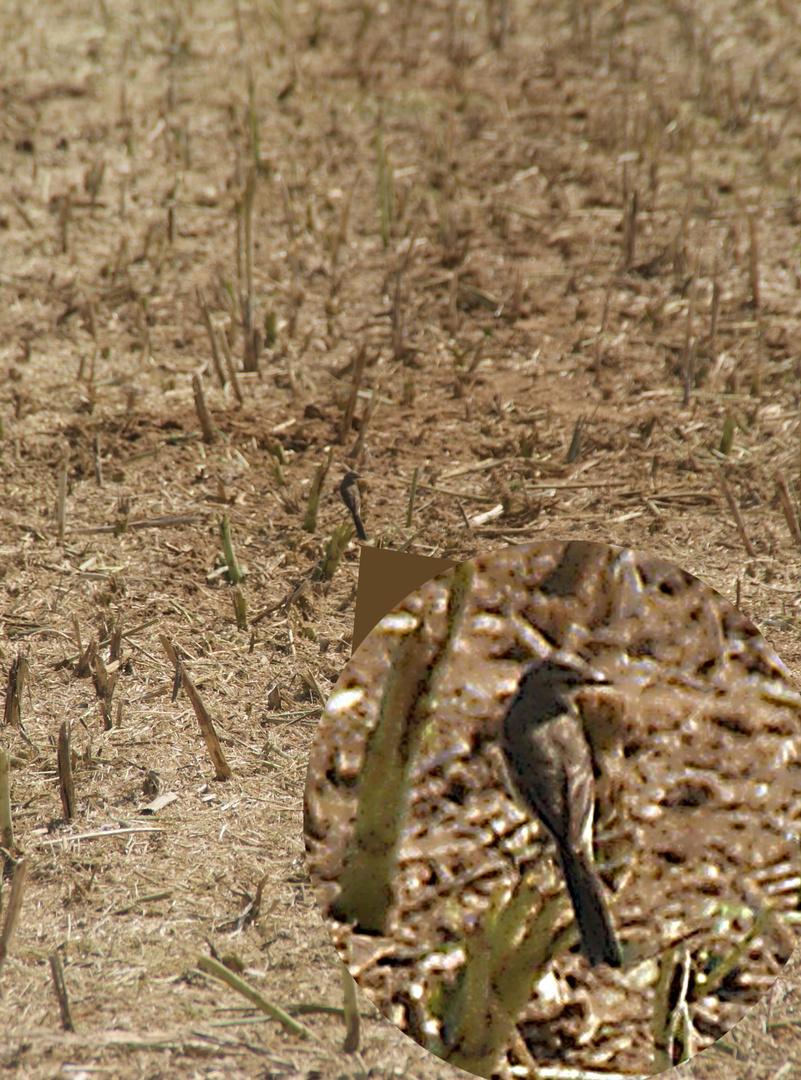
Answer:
[587,669,610,685]
[552,650,610,685]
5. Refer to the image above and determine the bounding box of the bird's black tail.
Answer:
[559,850,622,967]
[352,513,367,540]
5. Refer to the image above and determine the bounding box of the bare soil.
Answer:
[2,1,801,1078]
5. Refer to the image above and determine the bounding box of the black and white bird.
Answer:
[500,653,622,967]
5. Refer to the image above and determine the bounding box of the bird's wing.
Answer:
[506,712,595,854]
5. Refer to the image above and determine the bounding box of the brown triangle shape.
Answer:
[352,547,458,652]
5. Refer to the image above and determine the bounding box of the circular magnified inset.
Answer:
[304,541,801,1077]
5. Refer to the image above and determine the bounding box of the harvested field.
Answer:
[2,1,801,1078]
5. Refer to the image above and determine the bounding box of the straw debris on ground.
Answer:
[2,1,801,1078]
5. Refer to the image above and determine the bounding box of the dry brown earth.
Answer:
[2,1,801,1077]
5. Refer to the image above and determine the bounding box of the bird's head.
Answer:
[530,651,609,688]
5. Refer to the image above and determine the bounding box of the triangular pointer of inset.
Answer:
[352,547,458,652]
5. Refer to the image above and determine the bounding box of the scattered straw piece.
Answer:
[776,474,801,549]
[0,858,28,976]
[57,721,75,820]
[716,470,757,557]
[160,636,232,781]
[197,954,313,1039]
[49,952,75,1032]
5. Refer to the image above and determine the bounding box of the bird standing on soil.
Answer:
[340,471,367,541]
[500,653,622,967]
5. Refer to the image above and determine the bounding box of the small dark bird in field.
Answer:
[501,653,622,967]
[340,471,367,541]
